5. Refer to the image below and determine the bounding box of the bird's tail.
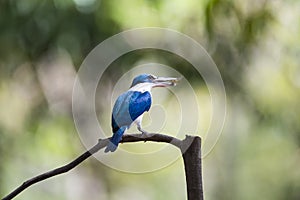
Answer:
[104,127,127,153]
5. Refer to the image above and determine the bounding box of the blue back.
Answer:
[112,91,151,133]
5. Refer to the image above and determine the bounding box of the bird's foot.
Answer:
[138,128,150,142]
[141,130,149,135]
[142,131,150,143]
[138,126,149,135]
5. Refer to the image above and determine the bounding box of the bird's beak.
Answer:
[153,76,181,87]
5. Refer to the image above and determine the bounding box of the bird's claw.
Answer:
[141,130,149,135]
[137,126,150,142]
[140,130,149,142]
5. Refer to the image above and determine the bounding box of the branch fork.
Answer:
[2,133,203,200]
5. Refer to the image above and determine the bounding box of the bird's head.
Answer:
[130,74,180,88]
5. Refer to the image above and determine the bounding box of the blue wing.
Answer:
[111,91,151,133]
[129,91,152,121]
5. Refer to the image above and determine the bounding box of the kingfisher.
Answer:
[105,74,180,152]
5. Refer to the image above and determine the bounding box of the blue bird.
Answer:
[105,74,180,152]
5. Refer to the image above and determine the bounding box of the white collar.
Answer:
[128,83,154,93]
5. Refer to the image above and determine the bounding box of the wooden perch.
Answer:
[2,133,203,200]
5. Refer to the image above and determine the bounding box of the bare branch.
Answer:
[2,133,182,200]
[181,136,203,200]
[2,133,203,200]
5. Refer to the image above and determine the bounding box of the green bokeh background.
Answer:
[1,0,300,199]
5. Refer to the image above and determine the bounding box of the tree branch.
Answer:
[181,136,203,200]
[2,133,203,200]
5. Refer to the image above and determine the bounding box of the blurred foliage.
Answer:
[1,0,300,200]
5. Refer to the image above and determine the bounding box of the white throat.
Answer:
[129,83,154,93]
